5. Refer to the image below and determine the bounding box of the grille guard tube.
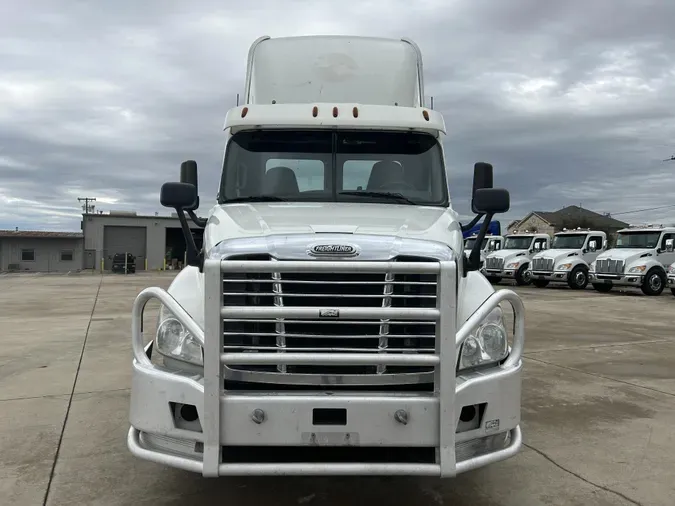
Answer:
[130,258,525,478]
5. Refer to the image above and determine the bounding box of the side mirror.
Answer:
[588,241,597,252]
[180,160,199,211]
[666,239,674,253]
[160,182,198,210]
[471,162,494,214]
[472,188,510,214]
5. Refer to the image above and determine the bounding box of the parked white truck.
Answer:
[482,231,550,285]
[667,261,675,297]
[529,229,607,289]
[463,234,504,269]
[127,35,525,478]
[589,224,675,296]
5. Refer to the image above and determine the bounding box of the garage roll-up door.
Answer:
[103,226,147,270]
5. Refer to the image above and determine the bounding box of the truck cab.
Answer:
[483,231,550,285]
[464,234,503,269]
[528,228,606,289]
[589,224,675,295]
[127,35,525,479]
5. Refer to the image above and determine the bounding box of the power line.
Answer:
[609,203,675,217]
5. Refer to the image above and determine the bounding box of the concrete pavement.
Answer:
[1,272,673,505]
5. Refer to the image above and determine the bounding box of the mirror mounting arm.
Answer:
[464,212,496,275]
[175,209,204,272]
[187,209,207,228]
[460,213,485,233]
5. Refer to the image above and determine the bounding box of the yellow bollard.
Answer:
[163,258,166,271]
[145,258,148,271]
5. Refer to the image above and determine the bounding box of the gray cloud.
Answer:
[1,0,675,232]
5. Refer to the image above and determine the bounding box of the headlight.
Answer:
[155,305,203,366]
[589,261,596,272]
[668,265,675,274]
[458,307,509,371]
[628,265,646,274]
[557,263,573,271]
[505,261,520,269]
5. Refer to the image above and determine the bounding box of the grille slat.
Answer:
[596,259,625,274]
[221,254,438,380]
[485,257,504,270]
[531,258,554,272]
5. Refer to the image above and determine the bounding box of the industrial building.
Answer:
[81,211,204,271]
[0,230,84,272]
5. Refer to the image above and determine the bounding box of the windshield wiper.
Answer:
[223,195,288,203]
[339,191,416,205]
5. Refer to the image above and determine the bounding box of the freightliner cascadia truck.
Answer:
[128,35,525,478]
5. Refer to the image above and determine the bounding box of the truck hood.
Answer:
[486,249,528,262]
[596,248,652,263]
[203,202,462,252]
[533,249,580,263]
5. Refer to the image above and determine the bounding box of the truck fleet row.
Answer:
[466,224,675,296]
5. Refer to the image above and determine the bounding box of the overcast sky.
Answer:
[1,0,674,232]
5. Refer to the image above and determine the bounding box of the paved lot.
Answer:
[1,272,674,505]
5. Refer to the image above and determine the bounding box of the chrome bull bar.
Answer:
[129,258,525,477]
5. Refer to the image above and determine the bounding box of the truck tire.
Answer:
[592,282,612,293]
[486,276,501,285]
[532,279,549,288]
[567,266,589,290]
[515,265,532,286]
[641,268,665,296]
[671,288,675,297]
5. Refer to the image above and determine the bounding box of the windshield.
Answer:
[615,231,662,249]
[503,236,533,250]
[219,130,448,206]
[464,238,488,250]
[552,233,588,249]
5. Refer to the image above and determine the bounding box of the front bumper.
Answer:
[128,259,525,478]
[589,272,644,286]
[530,270,570,282]
[667,275,675,288]
[483,268,515,279]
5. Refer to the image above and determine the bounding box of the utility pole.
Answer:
[78,197,97,214]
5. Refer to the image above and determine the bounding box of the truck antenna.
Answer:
[236,93,239,106]
[430,96,434,110]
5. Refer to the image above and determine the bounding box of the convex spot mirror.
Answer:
[160,182,198,210]
[666,238,674,253]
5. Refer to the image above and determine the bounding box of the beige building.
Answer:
[0,230,84,272]
[507,206,629,244]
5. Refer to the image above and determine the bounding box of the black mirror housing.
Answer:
[472,188,510,214]
[471,162,494,214]
[160,182,198,210]
[179,160,200,211]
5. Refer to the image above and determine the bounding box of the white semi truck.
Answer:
[463,234,504,269]
[127,35,525,478]
[589,224,675,296]
[482,231,550,285]
[529,229,607,289]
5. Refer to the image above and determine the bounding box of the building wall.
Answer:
[82,214,201,271]
[507,214,554,236]
[0,238,84,272]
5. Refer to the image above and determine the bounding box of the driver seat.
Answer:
[366,161,404,190]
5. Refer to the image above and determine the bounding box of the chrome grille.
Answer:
[221,254,438,380]
[485,257,504,270]
[596,259,625,274]
[531,258,553,272]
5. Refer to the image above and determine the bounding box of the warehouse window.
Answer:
[21,249,35,261]
[61,250,73,262]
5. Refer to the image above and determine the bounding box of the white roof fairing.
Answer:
[245,35,424,107]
